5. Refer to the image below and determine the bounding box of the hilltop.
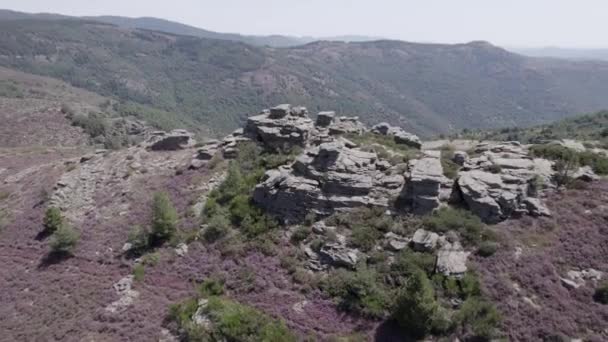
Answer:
[1,100,608,340]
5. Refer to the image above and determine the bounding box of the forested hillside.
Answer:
[2,19,608,136]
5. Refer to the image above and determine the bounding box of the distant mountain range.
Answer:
[0,9,381,47]
[1,9,608,137]
[512,47,608,61]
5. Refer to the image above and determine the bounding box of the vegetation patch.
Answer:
[203,142,300,239]
[49,223,79,255]
[168,278,296,342]
[422,207,492,247]
[346,132,421,162]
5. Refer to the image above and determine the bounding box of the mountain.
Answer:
[1,18,608,137]
[513,47,608,61]
[0,9,381,48]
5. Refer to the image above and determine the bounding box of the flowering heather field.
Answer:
[475,181,608,341]
[0,149,374,341]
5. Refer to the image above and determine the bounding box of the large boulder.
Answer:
[327,116,367,135]
[316,111,336,127]
[411,229,439,252]
[436,242,470,276]
[371,122,421,149]
[245,104,315,150]
[393,130,422,149]
[318,242,359,269]
[404,151,447,214]
[253,141,405,222]
[455,142,555,223]
[145,129,195,151]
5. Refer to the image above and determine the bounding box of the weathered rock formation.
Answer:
[403,151,449,214]
[245,104,315,150]
[372,122,422,149]
[145,129,195,151]
[253,140,405,222]
[454,142,553,223]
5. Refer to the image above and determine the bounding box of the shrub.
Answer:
[203,213,230,242]
[43,207,63,233]
[440,147,460,179]
[71,112,108,138]
[127,225,150,254]
[423,207,485,246]
[290,226,312,244]
[151,192,178,243]
[133,264,145,282]
[205,296,296,342]
[476,241,498,257]
[323,267,390,318]
[434,272,481,300]
[198,277,225,297]
[349,223,382,252]
[389,249,437,284]
[392,270,443,338]
[49,224,79,255]
[454,298,501,339]
[594,283,608,304]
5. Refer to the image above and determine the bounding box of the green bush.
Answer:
[350,223,382,252]
[290,226,312,244]
[43,207,63,233]
[323,267,390,318]
[433,272,481,300]
[151,192,178,243]
[205,296,296,342]
[127,225,150,254]
[203,142,288,237]
[133,264,145,282]
[594,283,608,304]
[440,147,460,179]
[203,213,230,242]
[423,207,485,246]
[392,270,445,338]
[454,298,501,339]
[389,249,437,284]
[49,224,79,255]
[71,112,108,138]
[476,241,499,257]
[168,295,296,342]
[198,277,225,297]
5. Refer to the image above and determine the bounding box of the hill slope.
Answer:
[470,110,608,144]
[2,19,608,136]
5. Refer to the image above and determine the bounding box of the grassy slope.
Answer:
[468,110,608,144]
[2,20,608,136]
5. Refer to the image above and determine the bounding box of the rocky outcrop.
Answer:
[573,166,599,182]
[436,242,469,276]
[327,116,367,135]
[245,104,315,150]
[404,151,447,214]
[316,111,335,127]
[253,140,405,222]
[372,122,421,149]
[318,241,359,269]
[105,275,140,313]
[454,142,554,223]
[145,129,195,151]
[411,229,439,252]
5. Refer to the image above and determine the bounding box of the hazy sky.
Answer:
[2,0,607,48]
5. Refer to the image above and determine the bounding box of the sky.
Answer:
[1,0,607,48]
